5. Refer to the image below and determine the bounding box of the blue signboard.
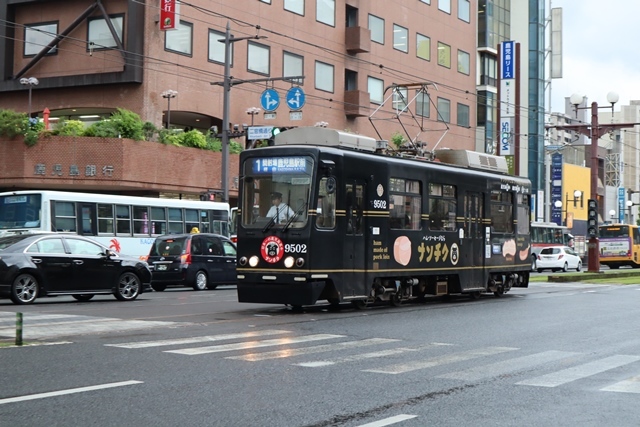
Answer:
[260,89,280,112]
[618,187,625,223]
[286,87,306,111]
[551,153,563,226]
[252,157,309,174]
[501,40,515,79]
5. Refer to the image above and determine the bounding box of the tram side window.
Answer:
[428,183,456,231]
[98,204,114,234]
[199,210,211,233]
[516,194,529,235]
[168,208,183,233]
[389,178,421,230]
[53,201,77,232]
[490,191,513,233]
[133,206,150,235]
[116,205,131,235]
[150,207,167,235]
[316,177,336,229]
[185,209,199,233]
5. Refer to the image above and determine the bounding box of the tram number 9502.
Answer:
[373,199,387,209]
[285,243,307,253]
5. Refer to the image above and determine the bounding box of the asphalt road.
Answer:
[2,282,640,427]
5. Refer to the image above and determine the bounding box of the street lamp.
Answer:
[19,77,39,118]
[246,107,261,126]
[609,209,619,223]
[161,90,177,129]
[626,200,640,224]
[553,190,583,227]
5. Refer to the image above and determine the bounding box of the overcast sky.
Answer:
[548,0,640,113]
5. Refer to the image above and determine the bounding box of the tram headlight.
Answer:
[249,256,259,267]
[284,256,295,268]
[296,257,305,267]
[238,256,248,266]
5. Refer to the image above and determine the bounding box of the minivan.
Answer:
[146,233,236,291]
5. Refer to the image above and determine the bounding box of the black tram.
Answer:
[236,127,531,308]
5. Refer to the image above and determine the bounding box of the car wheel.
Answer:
[151,283,166,292]
[194,271,207,291]
[114,272,141,301]
[10,273,38,305]
[537,268,543,273]
[531,258,537,271]
[72,294,94,302]
[562,263,568,272]
[576,261,582,272]
[207,283,219,290]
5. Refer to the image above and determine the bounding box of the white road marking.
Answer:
[227,338,399,362]
[363,347,518,375]
[517,355,640,387]
[106,329,290,349]
[0,380,143,405]
[165,334,345,355]
[356,414,418,426]
[601,376,640,393]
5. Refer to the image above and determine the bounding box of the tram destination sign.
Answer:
[252,157,309,174]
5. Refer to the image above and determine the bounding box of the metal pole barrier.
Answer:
[16,312,23,346]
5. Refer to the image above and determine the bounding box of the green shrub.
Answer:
[142,121,157,141]
[109,108,145,140]
[53,119,85,136]
[180,129,208,149]
[84,120,120,138]
[0,109,28,138]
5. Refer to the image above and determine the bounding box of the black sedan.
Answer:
[0,233,151,304]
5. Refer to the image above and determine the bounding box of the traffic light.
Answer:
[199,192,215,201]
[587,199,598,238]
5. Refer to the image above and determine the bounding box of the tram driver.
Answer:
[267,191,294,224]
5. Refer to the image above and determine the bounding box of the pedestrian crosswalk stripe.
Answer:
[601,375,640,393]
[106,329,290,349]
[439,350,579,381]
[295,343,453,368]
[363,346,518,375]
[228,338,399,362]
[516,354,640,387]
[165,334,345,355]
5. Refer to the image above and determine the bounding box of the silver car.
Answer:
[535,246,582,273]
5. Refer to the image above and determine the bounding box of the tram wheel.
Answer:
[290,305,304,312]
[493,287,504,297]
[390,293,402,307]
[469,291,481,300]
[351,300,367,310]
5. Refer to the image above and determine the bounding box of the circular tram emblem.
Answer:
[450,243,460,266]
[260,236,285,263]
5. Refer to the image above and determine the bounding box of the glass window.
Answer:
[416,90,430,117]
[438,0,451,13]
[458,0,470,22]
[429,183,456,231]
[168,208,183,233]
[490,191,513,233]
[389,178,421,230]
[133,206,150,235]
[416,34,430,61]
[284,0,304,15]
[185,209,200,233]
[458,50,470,74]
[247,41,270,75]
[368,15,384,44]
[392,87,408,111]
[165,21,193,55]
[24,23,58,56]
[260,0,271,3]
[115,205,131,235]
[283,51,303,84]
[98,204,114,234]
[437,97,451,123]
[208,29,231,64]
[54,201,76,232]
[457,103,470,127]
[420,0,431,3]
[316,177,336,229]
[368,76,384,104]
[317,0,335,26]
[223,241,237,257]
[28,238,65,254]
[393,24,408,53]
[66,238,104,255]
[150,207,167,235]
[315,61,334,93]
[88,15,123,50]
[437,42,451,68]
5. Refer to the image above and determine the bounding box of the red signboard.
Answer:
[160,0,179,31]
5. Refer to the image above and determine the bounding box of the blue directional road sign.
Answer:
[286,87,306,111]
[260,89,280,112]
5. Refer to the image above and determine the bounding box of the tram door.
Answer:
[345,181,366,296]
[462,192,484,282]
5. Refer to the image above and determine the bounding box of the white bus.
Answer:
[0,190,231,258]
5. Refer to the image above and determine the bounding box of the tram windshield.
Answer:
[241,155,314,230]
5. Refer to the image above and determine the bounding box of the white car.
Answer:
[534,246,582,273]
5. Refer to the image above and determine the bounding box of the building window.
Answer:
[247,41,270,75]
[457,103,470,127]
[284,0,304,15]
[458,0,470,22]
[437,97,450,123]
[315,61,334,93]
[429,183,456,231]
[368,76,384,104]
[284,51,303,84]
[392,87,408,111]
[416,90,430,117]
[368,14,384,44]
[438,0,451,14]
[24,22,58,56]
[458,50,470,75]
[317,0,335,26]
[416,34,430,61]
[437,42,451,68]
[389,178,422,230]
[88,15,124,50]
[165,21,193,56]
[208,29,231,65]
[259,0,271,3]
[420,0,431,4]
[393,24,408,53]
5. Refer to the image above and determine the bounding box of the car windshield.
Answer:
[149,237,188,256]
[0,234,33,250]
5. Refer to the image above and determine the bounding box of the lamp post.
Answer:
[246,107,261,126]
[19,77,39,118]
[626,200,640,225]
[161,90,177,129]
[554,190,583,227]
[609,209,619,224]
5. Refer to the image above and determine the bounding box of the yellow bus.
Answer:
[599,224,640,269]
